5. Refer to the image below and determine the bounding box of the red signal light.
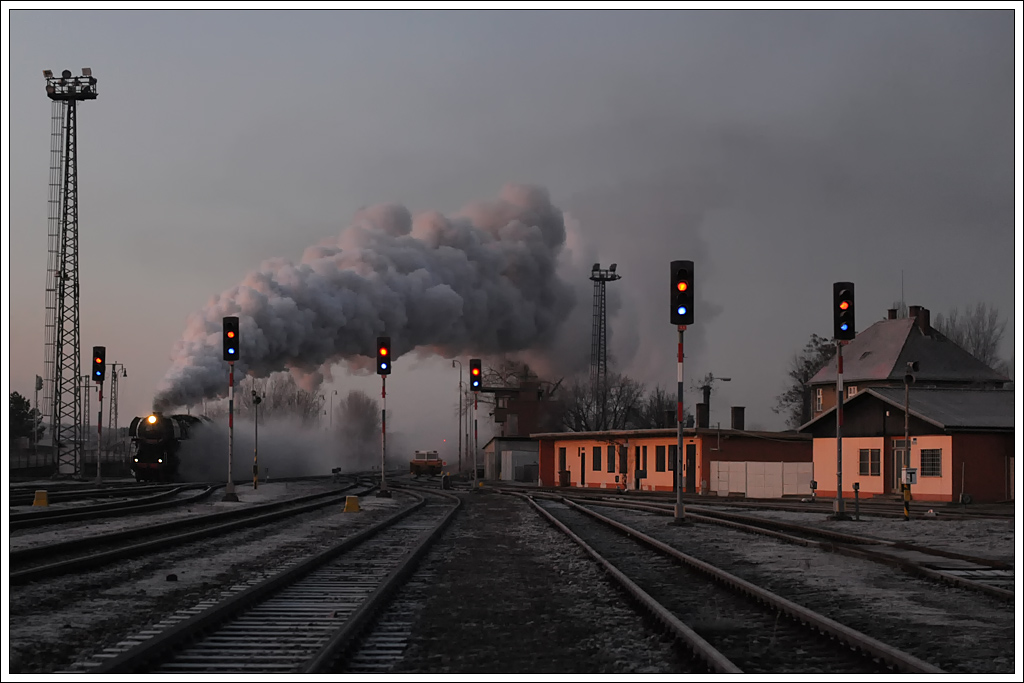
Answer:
[227,330,235,338]
[839,301,849,310]
[676,282,688,292]
[471,367,480,376]
[379,347,388,356]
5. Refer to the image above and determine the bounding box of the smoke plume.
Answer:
[154,184,576,410]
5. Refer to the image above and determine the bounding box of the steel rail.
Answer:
[557,496,944,674]
[11,484,367,584]
[516,492,741,673]
[89,490,457,674]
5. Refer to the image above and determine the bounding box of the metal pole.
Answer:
[454,360,462,475]
[95,383,103,484]
[33,376,41,457]
[903,376,911,521]
[253,394,260,489]
[377,375,391,497]
[674,325,689,524]
[834,340,847,518]
[474,393,479,486]
[224,362,238,501]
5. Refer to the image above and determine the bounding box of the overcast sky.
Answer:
[4,8,1021,458]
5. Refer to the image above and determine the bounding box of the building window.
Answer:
[847,386,858,399]
[815,388,823,412]
[668,445,676,471]
[593,446,602,472]
[558,447,566,472]
[859,449,880,476]
[607,446,615,473]
[655,445,666,472]
[642,446,648,471]
[921,449,942,477]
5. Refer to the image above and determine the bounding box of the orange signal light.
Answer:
[95,357,102,363]
[676,282,688,292]
[227,330,235,338]
[839,301,849,310]
[471,368,480,375]
[379,347,388,356]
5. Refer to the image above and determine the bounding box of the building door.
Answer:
[579,447,585,486]
[685,444,697,492]
[892,439,910,493]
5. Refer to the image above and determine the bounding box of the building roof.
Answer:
[529,428,809,442]
[809,318,1009,386]
[799,387,1015,433]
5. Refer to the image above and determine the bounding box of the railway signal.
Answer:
[223,316,240,361]
[377,336,392,375]
[92,346,106,383]
[670,260,694,326]
[833,282,855,341]
[469,359,481,390]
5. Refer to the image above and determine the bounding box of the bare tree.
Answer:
[632,385,693,429]
[932,303,1009,373]
[561,373,645,432]
[336,390,381,442]
[773,333,837,429]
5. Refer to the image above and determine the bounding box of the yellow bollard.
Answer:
[343,495,361,513]
[32,490,49,507]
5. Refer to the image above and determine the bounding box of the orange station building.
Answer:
[532,419,813,497]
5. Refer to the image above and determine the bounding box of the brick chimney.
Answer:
[887,308,898,320]
[731,406,745,431]
[696,403,709,429]
[909,305,931,335]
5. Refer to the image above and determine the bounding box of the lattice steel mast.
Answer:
[589,263,621,384]
[43,68,97,476]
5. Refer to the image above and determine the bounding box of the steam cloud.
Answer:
[154,184,576,410]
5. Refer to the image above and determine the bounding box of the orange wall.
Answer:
[544,433,810,494]
[813,434,959,501]
[547,436,695,492]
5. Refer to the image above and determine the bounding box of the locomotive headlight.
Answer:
[147,415,157,424]
[158,459,163,463]
[134,458,139,463]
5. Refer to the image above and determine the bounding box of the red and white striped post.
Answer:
[674,325,689,524]
[96,385,103,484]
[224,362,238,501]
[474,393,479,486]
[834,340,846,518]
[378,376,391,497]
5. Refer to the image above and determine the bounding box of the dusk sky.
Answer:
[4,8,1021,459]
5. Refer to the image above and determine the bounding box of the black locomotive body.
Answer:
[128,412,206,482]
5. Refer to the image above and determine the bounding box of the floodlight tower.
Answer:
[42,68,98,476]
[589,263,621,385]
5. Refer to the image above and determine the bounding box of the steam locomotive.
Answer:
[128,412,207,482]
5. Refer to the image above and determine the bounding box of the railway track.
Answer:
[8,482,189,508]
[511,485,1014,521]
[523,494,943,674]
[8,485,218,529]
[10,481,365,584]
[557,495,1015,602]
[72,488,460,674]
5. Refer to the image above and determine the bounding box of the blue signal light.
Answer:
[228,348,235,354]
[380,362,388,370]
[677,306,687,315]
[840,323,848,331]
[95,371,101,376]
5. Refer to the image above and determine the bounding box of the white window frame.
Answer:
[815,388,823,412]
[847,385,858,399]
